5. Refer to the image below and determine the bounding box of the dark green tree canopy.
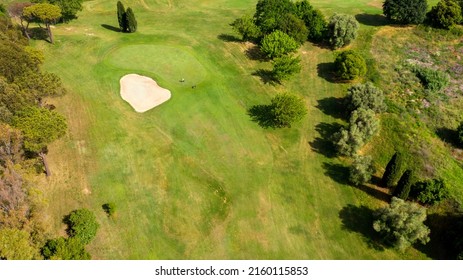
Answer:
[254,0,296,34]
[411,179,449,204]
[42,237,90,260]
[296,3,327,42]
[277,13,308,44]
[270,93,307,128]
[381,151,404,188]
[117,1,127,32]
[327,13,359,49]
[230,14,261,42]
[126,7,137,33]
[383,0,428,24]
[427,0,462,29]
[64,208,99,244]
[334,50,367,80]
[46,0,83,21]
[393,169,414,200]
[260,30,299,58]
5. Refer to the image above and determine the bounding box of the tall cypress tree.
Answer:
[381,152,404,188]
[126,7,137,33]
[117,1,127,32]
[393,170,413,200]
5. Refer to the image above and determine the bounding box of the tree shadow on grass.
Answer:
[247,104,276,128]
[217,33,241,42]
[29,27,49,42]
[245,45,269,62]
[252,69,278,85]
[101,24,120,32]
[316,97,348,120]
[435,127,461,148]
[355,14,389,27]
[317,62,337,83]
[339,204,385,251]
[309,122,343,158]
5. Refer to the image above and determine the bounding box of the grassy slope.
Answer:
[28,0,436,259]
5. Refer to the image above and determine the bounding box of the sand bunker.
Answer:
[120,74,171,113]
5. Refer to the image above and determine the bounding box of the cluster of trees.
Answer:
[117,1,137,33]
[0,11,69,259]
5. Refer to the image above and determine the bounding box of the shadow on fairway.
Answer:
[101,24,120,32]
[309,122,343,158]
[252,69,277,85]
[317,62,337,83]
[217,33,241,42]
[339,204,385,251]
[316,97,347,120]
[248,104,277,128]
[245,45,269,62]
[436,127,461,148]
[355,14,389,27]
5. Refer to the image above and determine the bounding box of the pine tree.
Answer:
[116,1,127,32]
[126,7,137,33]
[381,152,404,188]
[393,170,413,200]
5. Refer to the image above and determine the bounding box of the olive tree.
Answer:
[327,13,359,49]
[345,83,386,113]
[349,155,376,186]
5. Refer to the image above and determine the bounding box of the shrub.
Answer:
[270,93,307,128]
[295,0,327,42]
[254,0,296,34]
[393,170,414,200]
[349,155,376,186]
[230,15,261,42]
[260,30,299,58]
[42,237,90,260]
[271,55,302,82]
[381,152,404,188]
[427,0,462,29]
[65,208,99,244]
[411,179,449,204]
[278,13,308,44]
[102,202,117,217]
[383,0,428,24]
[373,197,430,250]
[411,65,450,92]
[327,13,359,49]
[345,83,386,113]
[334,50,367,80]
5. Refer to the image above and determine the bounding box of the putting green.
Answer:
[105,44,208,85]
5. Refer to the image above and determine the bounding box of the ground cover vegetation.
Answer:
[2,0,463,260]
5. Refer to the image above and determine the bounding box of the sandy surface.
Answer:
[120,74,171,113]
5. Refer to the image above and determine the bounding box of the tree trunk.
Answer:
[39,151,51,177]
[46,23,54,44]
[20,19,31,40]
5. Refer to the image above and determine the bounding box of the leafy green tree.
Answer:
[381,152,404,188]
[47,0,83,21]
[260,30,299,58]
[0,228,38,259]
[23,3,61,44]
[11,107,67,176]
[427,0,462,29]
[230,14,261,42]
[411,179,449,204]
[373,197,430,250]
[393,170,414,200]
[14,70,67,106]
[65,208,99,244]
[271,55,301,82]
[0,40,37,82]
[42,237,90,260]
[334,50,367,80]
[0,78,30,117]
[270,93,307,128]
[117,1,127,32]
[346,82,386,113]
[295,0,327,42]
[349,155,376,186]
[383,0,428,24]
[126,7,137,33]
[254,0,296,34]
[277,13,308,44]
[327,13,359,49]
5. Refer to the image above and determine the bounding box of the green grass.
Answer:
[15,0,448,259]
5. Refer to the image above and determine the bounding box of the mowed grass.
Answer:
[34,0,430,259]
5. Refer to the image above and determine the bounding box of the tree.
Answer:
[42,237,90,260]
[47,0,83,22]
[346,82,386,113]
[349,155,376,186]
[411,179,449,204]
[230,14,261,42]
[427,0,463,29]
[117,1,127,32]
[381,152,404,188]
[383,0,428,24]
[277,13,308,44]
[295,0,327,42]
[270,93,307,128]
[373,197,430,250]
[14,70,67,106]
[254,0,296,34]
[260,30,299,58]
[126,7,137,33]
[334,50,367,80]
[393,169,414,200]
[11,107,67,176]
[23,3,61,44]
[327,13,359,49]
[0,123,23,166]
[64,208,99,244]
[271,54,302,82]
[0,228,37,259]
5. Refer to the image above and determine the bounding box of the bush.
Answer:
[277,13,308,44]
[393,170,414,200]
[411,65,450,92]
[270,93,307,128]
[411,179,449,204]
[260,30,299,58]
[254,0,296,34]
[373,197,430,250]
[383,0,428,24]
[230,15,261,42]
[295,0,327,42]
[271,55,302,82]
[349,155,376,186]
[345,83,386,113]
[42,237,90,260]
[334,50,367,80]
[428,0,462,29]
[102,202,117,217]
[65,208,99,244]
[381,152,404,188]
[327,13,359,49]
